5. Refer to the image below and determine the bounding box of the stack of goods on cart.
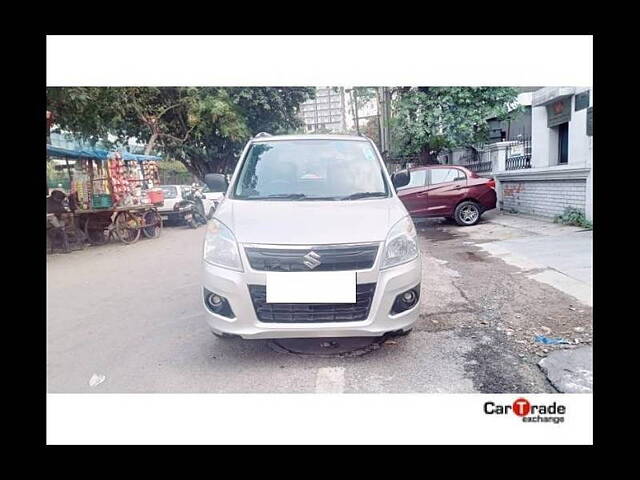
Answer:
[142,161,160,188]
[124,160,145,202]
[70,159,91,210]
[107,152,132,206]
[141,161,164,205]
[91,159,113,209]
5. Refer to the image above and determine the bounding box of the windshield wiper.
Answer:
[243,193,308,200]
[299,196,339,201]
[266,193,307,199]
[341,192,388,200]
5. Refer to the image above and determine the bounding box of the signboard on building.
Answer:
[575,90,590,111]
[547,97,572,128]
[507,143,524,158]
[587,107,593,136]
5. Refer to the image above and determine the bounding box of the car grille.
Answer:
[244,243,379,272]
[248,283,377,323]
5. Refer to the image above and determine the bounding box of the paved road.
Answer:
[47,213,592,393]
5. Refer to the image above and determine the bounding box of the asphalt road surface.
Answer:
[47,213,592,393]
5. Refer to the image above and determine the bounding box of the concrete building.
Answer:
[299,87,347,133]
[298,87,381,135]
[443,87,593,222]
[496,87,593,222]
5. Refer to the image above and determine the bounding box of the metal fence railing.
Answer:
[505,137,532,171]
[466,161,493,174]
[384,155,420,174]
[505,156,532,170]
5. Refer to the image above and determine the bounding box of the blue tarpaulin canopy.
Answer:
[47,145,161,162]
[121,152,162,162]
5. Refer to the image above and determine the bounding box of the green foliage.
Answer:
[157,159,189,173]
[390,87,519,160]
[352,87,377,111]
[554,207,593,229]
[47,87,315,179]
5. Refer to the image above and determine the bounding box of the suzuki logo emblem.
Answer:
[303,251,322,269]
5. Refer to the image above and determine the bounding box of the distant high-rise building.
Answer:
[299,87,347,133]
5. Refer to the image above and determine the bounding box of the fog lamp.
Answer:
[391,285,420,315]
[203,288,235,318]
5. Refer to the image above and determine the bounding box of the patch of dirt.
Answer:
[416,220,592,390]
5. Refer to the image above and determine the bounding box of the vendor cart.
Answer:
[46,145,164,246]
[75,204,162,245]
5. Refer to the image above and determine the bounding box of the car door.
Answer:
[396,168,429,215]
[423,167,468,216]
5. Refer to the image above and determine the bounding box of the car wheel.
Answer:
[454,200,481,226]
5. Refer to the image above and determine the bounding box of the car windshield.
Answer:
[160,186,178,199]
[232,140,389,200]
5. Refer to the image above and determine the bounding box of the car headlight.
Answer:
[381,216,419,269]
[203,219,243,271]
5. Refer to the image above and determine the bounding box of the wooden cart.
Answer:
[74,204,163,245]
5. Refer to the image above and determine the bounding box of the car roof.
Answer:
[251,134,370,143]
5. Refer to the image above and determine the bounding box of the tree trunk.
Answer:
[144,131,159,155]
[419,145,430,165]
[419,144,441,165]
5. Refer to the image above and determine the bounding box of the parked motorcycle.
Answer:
[174,189,208,229]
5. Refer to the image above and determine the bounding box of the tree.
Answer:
[346,87,377,134]
[46,87,315,178]
[390,87,519,164]
[362,117,381,150]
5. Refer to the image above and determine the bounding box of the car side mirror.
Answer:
[204,173,228,193]
[392,171,410,190]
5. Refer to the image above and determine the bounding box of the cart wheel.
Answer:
[84,215,110,245]
[142,210,162,239]
[114,211,141,245]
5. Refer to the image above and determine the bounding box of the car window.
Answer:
[160,186,178,199]
[397,169,427,190]
[233,140,389,200]
[181,187,192,199]
[430,168,466,185]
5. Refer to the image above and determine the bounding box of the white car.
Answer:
[157,185,215,223]
[201,185,225,215]
[200,134,422,340]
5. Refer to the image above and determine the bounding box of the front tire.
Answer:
[454,200,481,226]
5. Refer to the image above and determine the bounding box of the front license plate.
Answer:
[266,271,356,303]
[160,215,169,220]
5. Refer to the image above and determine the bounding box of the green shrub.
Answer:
[158,159,189,173]
[554,207,592,229]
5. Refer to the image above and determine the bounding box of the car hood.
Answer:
[214,197,409,245]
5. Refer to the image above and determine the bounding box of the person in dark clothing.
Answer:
[47,190,72,253]
[47,190,68,215]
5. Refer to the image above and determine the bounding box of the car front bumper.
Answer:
[201,256,422,339]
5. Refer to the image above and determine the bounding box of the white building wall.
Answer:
[568,88,591,168]
[496,87,593,222]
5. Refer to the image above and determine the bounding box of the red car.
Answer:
[392,165,496,226]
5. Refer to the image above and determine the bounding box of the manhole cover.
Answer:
[269,337,382,357]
